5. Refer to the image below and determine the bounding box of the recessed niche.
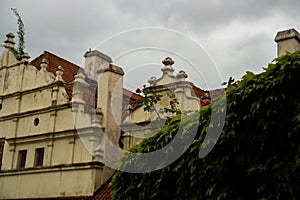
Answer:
[0,104,2,110]
[34,118,40,126]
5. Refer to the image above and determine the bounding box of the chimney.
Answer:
[275,28,300,57]
[97,63,124,158]
[83,49,113,81]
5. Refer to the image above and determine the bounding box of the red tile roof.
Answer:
[93,184,113,200]
[91,172,115,200]
[192,85,206,98]
[15,196,92,200]
[30,51,140,104]
[122,88,141,100]
[14,185,113,199]
[31,51,80,100]
[31,51,81,83]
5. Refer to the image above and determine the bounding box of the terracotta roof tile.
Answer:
[31,51,80,83]
[92,174,114,200]
[15,196,92,200]
[30,51,140,113]
[192,85,206,98]
[31,51,80,101]
[122,88,141,101]
[31,51,140,101]
[93,184,113,200]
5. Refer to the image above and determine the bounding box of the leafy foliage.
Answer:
[163,98,181,115]
[134,85,181,119]
[4,8,25,61]
[112,51,300,199]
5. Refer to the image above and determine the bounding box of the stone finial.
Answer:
[4,33,15,47]
[72,72,89,104]
[74,72,87,84]
[1,33,18,66]
[161,57,175,76]
[176,70,188,81]
[148,76,157,86]
[40,58,48,71]
[162,57,175,66]
[21,52,30,64]
[55,66,65,83]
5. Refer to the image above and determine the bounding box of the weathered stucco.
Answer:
[0,34,110,199]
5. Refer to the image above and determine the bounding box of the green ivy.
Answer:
[112,50,300,199]
[3,8,25,61]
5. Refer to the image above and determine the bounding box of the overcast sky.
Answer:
[1,0,299,90]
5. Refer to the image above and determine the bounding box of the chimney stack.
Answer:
[275,28,300,57]
[84,49,112,81]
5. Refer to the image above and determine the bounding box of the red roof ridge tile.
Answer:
[122,88,142,100]
[31,50,82,70]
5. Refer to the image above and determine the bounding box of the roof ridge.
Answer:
[43,50,83,69]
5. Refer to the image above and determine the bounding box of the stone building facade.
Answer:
[0,32,205,199]
[0,27,297,199]
[0,33,110,199]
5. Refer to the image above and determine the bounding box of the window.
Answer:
[34,148,44,167]
[34,118,39,126]
[17,150,27,169]
[0,138,4,170]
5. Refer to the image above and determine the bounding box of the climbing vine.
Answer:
[112,50,300,199]
[4,8,25,61]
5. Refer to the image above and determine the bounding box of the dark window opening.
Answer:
[34,148,44,167]
[18,150,27,169]
[0,138,4,170]
[34,118,39,126]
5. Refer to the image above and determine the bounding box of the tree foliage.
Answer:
[112,51,300,199]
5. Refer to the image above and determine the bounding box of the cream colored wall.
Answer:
[1,130,94,169]
[51,137,74,165]
[0,118,15,138]
[55,108,76,131]
[73,138,94,163]
[19,89,53,112]
[0,167,103,199]
[0,40,108,198]
[0,100,75,139]
[0,94,19,116]
[130,106,149,123]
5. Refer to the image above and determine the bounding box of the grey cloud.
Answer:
[112,0,299,34]
[0,0,300,89]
